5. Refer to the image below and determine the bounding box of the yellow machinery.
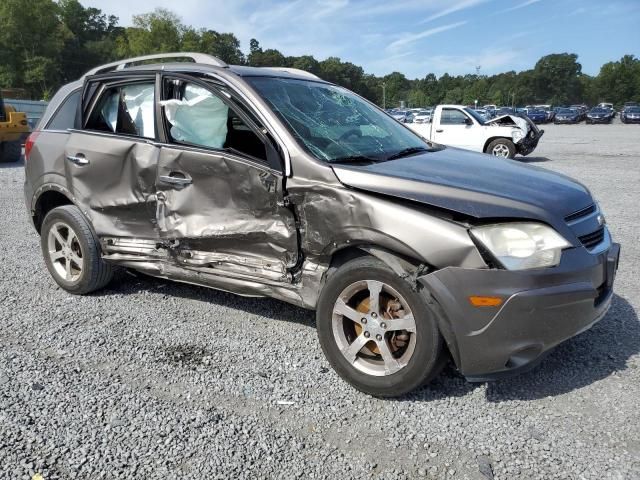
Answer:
[0,92,30,163]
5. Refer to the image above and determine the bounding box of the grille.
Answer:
[578,227,605,250]
[565,204,596,223]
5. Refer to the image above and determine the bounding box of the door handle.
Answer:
[435,129,444,133]
[159,174,192,186]
[66,154,89,166]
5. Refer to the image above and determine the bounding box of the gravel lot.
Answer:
[1,121,639,480]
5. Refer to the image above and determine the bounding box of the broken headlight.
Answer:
[471,222,571,270]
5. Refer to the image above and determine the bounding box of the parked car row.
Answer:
[387,107,433,124]
[388,101,639,126]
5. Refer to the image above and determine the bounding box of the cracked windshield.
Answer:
[247,77,431,163]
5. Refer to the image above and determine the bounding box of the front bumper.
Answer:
[513,114,544,156]
[554,118,578,124]
[623,116,640,123]
[587,116,611,123]
[419,242,620,381]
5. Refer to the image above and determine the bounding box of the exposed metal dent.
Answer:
[115,257,327,309]
[485,114,522,127]
[357,246,431,292]
[154,146,299,279]
[287,176,487,270]
[102,237,164,259]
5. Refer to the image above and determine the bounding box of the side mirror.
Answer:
[464,117,472,125]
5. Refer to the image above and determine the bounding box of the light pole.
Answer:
[382,82,386,109]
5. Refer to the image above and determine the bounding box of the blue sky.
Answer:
[83,0,640,78]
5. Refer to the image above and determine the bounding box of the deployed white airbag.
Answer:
[161,85,228,148]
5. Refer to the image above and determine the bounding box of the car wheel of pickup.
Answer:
[0,141,22,163]
[486,138,516,159]
[316,256,444,397]
[41,205,113,294]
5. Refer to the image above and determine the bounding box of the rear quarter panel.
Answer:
[24,131,70,213]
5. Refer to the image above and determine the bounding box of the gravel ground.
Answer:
[1,122,639,480]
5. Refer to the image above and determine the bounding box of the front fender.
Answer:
[291,183,487,270]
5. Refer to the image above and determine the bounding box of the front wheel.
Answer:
[316,256,444,397]
[486,138,516,159]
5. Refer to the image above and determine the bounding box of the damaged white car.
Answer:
[407,104,543,159]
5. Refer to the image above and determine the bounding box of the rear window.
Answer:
[47,90,80,130]
[86,82,155,139]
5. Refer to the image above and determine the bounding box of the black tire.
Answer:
[41,205,113,294]
[316,256,444,397]
[485,138,516,159]
[0,141,22,163]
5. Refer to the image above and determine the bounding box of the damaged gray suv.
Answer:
[24,53,620,397]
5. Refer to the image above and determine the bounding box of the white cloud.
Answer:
[387,21,469,50]
[420,0,490,23]
[495,0,542,15]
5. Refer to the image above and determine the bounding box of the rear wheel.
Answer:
[486,138,516,159]
[316,256,444,397]
[41,205,113,294]
[0,141,21,163]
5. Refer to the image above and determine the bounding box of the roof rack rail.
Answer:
[265,67,321,80]
[83,52,228,78]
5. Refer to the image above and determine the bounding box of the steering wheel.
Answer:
[337,128,362,141]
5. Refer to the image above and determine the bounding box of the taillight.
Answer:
[24,131,40,162]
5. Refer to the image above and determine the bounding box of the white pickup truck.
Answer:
[407,104,543,159]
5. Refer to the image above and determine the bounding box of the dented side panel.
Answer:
[286,174,487,270]
[64,131,159,238]
[154,146,299,282]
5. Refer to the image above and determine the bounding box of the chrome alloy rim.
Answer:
[491,143,511,157]
[332,280,417,376]
[47,221,84,282]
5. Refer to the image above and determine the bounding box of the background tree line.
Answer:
[1,0,639,107]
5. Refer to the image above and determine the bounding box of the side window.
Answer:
[86,82,155,139]
[441,108,469,125]
[161,79,267,162]
[47,90,80,130]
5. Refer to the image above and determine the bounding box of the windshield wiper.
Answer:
[329,155,379,164]
[385,146,429,161]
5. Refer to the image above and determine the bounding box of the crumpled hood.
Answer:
[485,114,529,131]
[331,147,593,223]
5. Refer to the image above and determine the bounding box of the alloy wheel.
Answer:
[331,280,417,376]
[47,221,84,282]
[491,143,511,157]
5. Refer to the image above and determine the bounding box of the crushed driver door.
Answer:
[154,75,298,285]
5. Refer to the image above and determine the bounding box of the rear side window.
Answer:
[47,90,80,130]
[86,82,155,139]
